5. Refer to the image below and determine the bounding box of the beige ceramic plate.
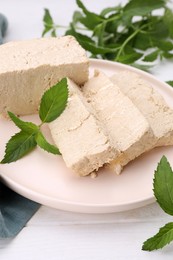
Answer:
[0,59,172,213]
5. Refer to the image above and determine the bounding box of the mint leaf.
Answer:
[116,50,143,64]
[76,0,103,30]
[42,9,54,36]
[163,52,173,59]
[8,111,39,134]
[155,41,173,52]
[66,24,94,44]
[149,20,169,39]
[72,11,83,25]
[80,40,119,55]
[39,78,68,123]
[163,8,173,38]
[142,222,173,251]
[1,131,37,163]
[166,81,173,87]
[153,156,173,216]
[142,156,173,251]
[35,131,61,155]
[134,33,154,51]
[43,8,53,26]
[123,0,166,18]
[143,50,159,62]
[100,6,121,17]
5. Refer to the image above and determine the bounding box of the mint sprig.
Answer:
[142,156,173,251]
[1,78,68,163]
[42,0,173,70]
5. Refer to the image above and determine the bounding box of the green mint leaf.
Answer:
[79,40,119,55]
[76,0,103,29]
[65,24,94,44]
[1,131,37,164]
[100,6,121,17]
[149,20,169,39]
[72,10,83,25]
[134,33,154,51]
[142,222,173,251]
[42,8,54,36]
[163,8,173,38]
[155,40,173,52]
[8,111,39,134]
[66,24,119,55]
[123,0,166,18]
[143,50,159,62]
[131,63,152,72]
[166,81,173,87]
[116,49,143,64]
[51,29,56,37]
[163,52,173,59]
[39,78,68,123]
[154,156,173,216]
[43,8,53,26]
[42,27,51,37]
[93,22,107,46]
[35,131,61,155]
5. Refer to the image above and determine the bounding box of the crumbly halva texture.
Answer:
[0,36,89,116]
[49,78,117,176]
[82,71,153,174]
[111,71,173,147]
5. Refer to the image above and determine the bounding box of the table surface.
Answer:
[1,1,173,259]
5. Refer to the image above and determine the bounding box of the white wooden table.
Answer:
[1,1,173,259]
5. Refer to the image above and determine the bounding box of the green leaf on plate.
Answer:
[1,131,37,164]
[8,111,39,134]
[35,131,61,155]
[39,78,68,123]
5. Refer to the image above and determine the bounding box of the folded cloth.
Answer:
[0,182,40,238]
[0,14,40,238]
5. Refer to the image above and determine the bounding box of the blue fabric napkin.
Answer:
[0,181,40,238]
[0,14,40,238]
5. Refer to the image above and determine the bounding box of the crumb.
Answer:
[90,172,97,178]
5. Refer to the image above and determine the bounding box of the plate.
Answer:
[0,59,173,214]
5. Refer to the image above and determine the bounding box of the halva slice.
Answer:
[82,71,152,174]
[49,78,117,176]
[0,36,89,116]
[111,71,173,147]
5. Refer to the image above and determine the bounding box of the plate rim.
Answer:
[1,173,156,213]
